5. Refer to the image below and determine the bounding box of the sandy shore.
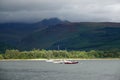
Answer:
[0,58,120,61]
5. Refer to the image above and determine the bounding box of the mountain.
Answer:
[36,18,69,26]
[20,22,120,50]
[0,18,120,52]
[0,18,68,52]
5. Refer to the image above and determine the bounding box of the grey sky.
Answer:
[0,0,120,23]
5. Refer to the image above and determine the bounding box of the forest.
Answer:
[0,49,120,59]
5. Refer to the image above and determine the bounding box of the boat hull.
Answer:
[64,61,78,64]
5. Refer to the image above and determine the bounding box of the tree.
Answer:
[0,54,3,59]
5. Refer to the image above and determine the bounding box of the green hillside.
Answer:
[1,19,120,52]
[20,22,120,50]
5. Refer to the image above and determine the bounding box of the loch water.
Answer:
[0,60,120,80]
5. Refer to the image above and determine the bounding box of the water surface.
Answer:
[0,60,120,80]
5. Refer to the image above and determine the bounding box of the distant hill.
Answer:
[20,22,120,50]
[0,18,69,51]
[0,18,67,47]
[36,18,69,26]
[0,18,120,52]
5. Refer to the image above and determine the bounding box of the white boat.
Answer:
[53,60,64,64]
[46,59,78,64]
[53,60,71,64]
[45,59,54,62]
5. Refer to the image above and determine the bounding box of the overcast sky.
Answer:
[0,0,120,23]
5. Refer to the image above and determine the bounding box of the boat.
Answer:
[64,61,78,64]
[46,59,78,64]
[46,59,64,64]
[52,60,70,64]
[45,59,54,62]
[53,60,63,64]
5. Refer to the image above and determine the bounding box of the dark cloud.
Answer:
[0,0,120,23]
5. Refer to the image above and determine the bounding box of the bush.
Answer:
[2,49,120,59]
[0,54,4,59]
[4,49,20,59]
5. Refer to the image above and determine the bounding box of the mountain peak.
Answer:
[44,17,61,21]
[40,18,69,26]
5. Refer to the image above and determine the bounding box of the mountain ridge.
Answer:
[20,22,120,50]
[0,18,120,52]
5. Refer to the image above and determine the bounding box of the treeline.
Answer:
[0,49,120,59]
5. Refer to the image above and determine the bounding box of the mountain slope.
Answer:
[20,22,120,50]
[0,18,68,51]
[1,18,120,51]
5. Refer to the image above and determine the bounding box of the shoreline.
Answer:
[0,58,120,61]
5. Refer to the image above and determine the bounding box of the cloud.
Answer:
[0,0,120,23]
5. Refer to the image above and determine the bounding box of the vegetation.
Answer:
[0,54,4,59]
[0,49,120,59]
